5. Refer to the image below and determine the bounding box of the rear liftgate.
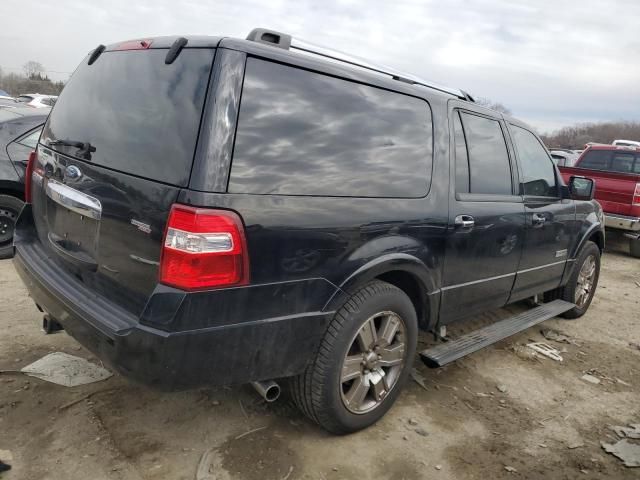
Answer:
[420,299,575,368]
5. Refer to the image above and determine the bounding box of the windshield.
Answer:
[41,48,215,186]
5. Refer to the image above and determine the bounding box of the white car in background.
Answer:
[16,94,57,108]
[612,139,640,147]
[549,149,580,167]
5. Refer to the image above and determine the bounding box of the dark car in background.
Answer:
[0,106,49,258]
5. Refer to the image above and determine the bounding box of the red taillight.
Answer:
[159,205,250,290]
[24,150,43,203]
[633,183,640,206]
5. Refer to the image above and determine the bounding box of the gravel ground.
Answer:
[0,235,639,480]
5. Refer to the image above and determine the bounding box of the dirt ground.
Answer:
[1,235,639,480]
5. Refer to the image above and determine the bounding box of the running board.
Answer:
[420,300,575,368]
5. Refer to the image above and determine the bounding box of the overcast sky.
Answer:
[2,0,638,133]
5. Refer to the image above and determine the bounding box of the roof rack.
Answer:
[246,28,471,100]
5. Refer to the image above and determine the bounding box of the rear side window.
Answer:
[610,153,635,173]
[459,112,512,195]
[42,49,214,186]
[578,150,610,170]
[229,58,433,197]
[510,125,557,197]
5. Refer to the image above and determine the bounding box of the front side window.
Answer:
[510,125,557,197]
[459,112,512,195]
[230,58,433,197]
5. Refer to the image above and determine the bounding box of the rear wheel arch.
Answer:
[323,254,436,331]
[376,270,429,331]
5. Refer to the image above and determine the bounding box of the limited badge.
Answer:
[131,219,151,234]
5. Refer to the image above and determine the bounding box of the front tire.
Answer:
[290,280,417,434]
[545,241,600,319]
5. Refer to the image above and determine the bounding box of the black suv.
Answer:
[13,29,604,434]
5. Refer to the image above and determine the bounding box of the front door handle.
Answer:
[532,213,546,227]
[454,214,475,229]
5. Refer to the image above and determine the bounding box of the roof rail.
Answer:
[245,28,470,100]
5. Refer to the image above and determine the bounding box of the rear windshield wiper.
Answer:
[49,139,96,160]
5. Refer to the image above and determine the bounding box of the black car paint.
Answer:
[0,108,48,195]
[13,36,604,389]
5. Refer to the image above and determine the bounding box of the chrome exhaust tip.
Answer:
[251,380,281,403]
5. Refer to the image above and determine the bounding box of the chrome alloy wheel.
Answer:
[575,254,596,308]
[340,311,406,414]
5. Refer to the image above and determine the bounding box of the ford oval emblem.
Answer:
[65,165,82,180]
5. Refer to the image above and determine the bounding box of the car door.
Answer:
[507,123,574,301]
[439,105,526,324]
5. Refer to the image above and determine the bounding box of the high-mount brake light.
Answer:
[159,205,250,290]
[113,39,153,51]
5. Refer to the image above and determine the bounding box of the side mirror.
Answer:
[568,175,595,201]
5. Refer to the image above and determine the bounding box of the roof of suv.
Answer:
[101,32,470,102]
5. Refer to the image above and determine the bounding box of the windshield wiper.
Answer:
[49,139,96,160]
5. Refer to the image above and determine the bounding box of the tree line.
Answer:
[540,121,640,149]
[0,61,65,97]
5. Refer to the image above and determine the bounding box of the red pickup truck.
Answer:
[559,145,640,257]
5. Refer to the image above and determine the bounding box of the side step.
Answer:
[420,299,574,368]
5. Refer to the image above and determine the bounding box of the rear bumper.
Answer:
[605,213,640,233]
[13,212,336,390]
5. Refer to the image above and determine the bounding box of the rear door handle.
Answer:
[454,214,475,229]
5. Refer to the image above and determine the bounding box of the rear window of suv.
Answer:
[41,49,215,186]
[229,58,433,197]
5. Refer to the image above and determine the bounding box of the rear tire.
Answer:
[0,194,23,260]
[290,280,417,434]
[630,237,640,258]
[545,241,600,319]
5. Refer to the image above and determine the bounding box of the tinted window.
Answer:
[459,112,512,195]
[453,111,469,193]
[510,125,557,197]
[17,128,42,148]
[42,49,214,186]
[610,153,635,173]
[578,150,610,170]
[230,59,433,197]
[16,96,32,103]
